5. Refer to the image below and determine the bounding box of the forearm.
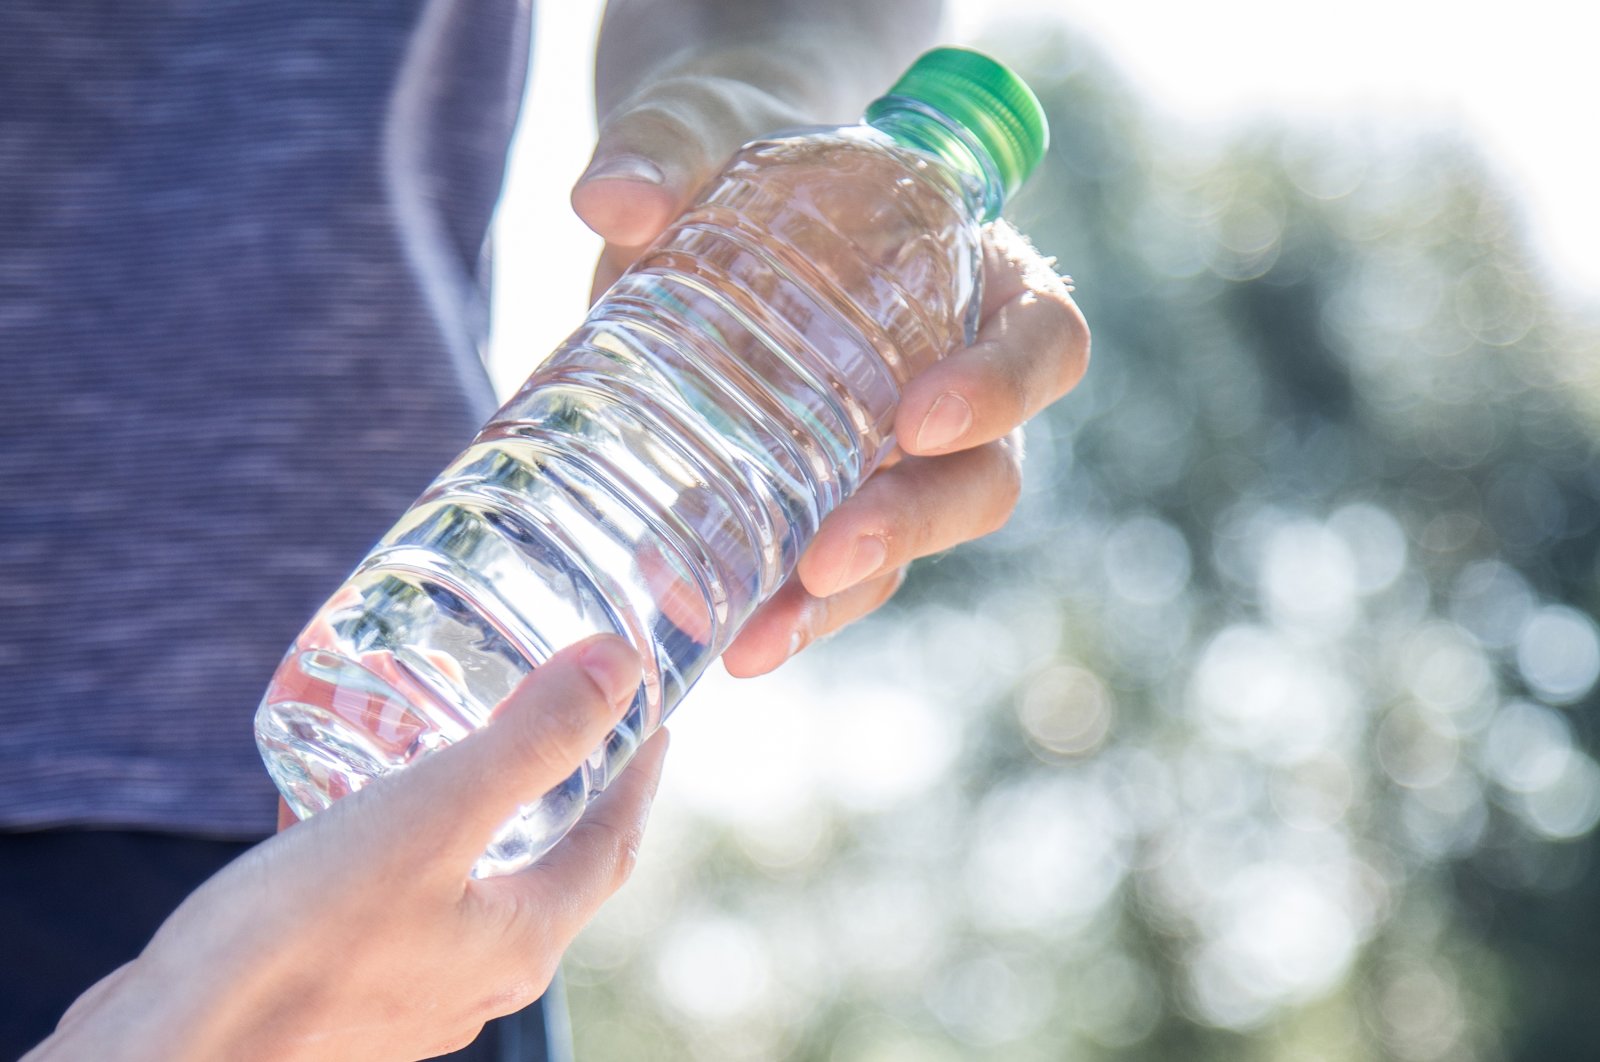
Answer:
[24,959,237,1062]
[594,0,945,124]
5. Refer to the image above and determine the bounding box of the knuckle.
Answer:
[846,491,910,557]
[608,823,646,889]
[999,425,1028,464]
[483,975,544,1020]
[982,442,1025,535]
[1001,357,1035,425]
[519,956,563,1003]
[572,817,645,892]
[432,1023,487,1057]
[603,98,710,170]
[898,474,946,547]
[1054,298,1092,391]
[505,895,563,972]
[962,348,1030,428]
[1012,301,1087,391]
[612,837,643,889]
[610,75,793,162]
[803,590,835,645]
[870,566,909,611]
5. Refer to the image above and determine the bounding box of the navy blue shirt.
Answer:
[0,0,536,838]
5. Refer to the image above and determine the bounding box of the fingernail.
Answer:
[915,393,972,452]
[581,154,664,185]
[578,637,640,707]
[840,535,888,592]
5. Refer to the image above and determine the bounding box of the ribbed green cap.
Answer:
[866,47,1049,201]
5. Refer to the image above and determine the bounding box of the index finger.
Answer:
[896,220,1090,456]
[479,727,672,957]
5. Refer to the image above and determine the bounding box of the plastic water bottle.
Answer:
[255,47,1049,875]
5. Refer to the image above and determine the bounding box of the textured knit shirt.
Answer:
[0,0,535,838]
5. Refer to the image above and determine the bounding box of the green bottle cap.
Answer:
[866,47,1050,201]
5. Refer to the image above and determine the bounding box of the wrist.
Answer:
[39,932,301,1062]
[26,957,215,1062]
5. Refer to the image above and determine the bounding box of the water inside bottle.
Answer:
[255,126,984,874]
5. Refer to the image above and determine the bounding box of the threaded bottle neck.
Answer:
[866,97,1008,222]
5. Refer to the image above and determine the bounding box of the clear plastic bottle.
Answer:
[255,48,1049,875]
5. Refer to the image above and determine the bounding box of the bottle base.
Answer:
[256,696,593,877]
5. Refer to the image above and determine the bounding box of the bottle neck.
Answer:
[866,96,1007,221]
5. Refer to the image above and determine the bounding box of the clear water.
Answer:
[255,121,989,875]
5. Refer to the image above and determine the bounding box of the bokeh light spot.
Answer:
[1260,520,1360,635]
[1376,704,1459,790]
[1103,515,1192,605]
[1188,862,1360,1029]
[1327,502,1408,594]
[653,914,773,1022]
[965,776,1129,931]
[1516,605,1600,705]
[1516,750,1600,841]
[924,951,1054,1047]
[1449,560,1535,650]
[1480,700,1573,794]
[1018,664,1113,757]
[1192,626,1350,764]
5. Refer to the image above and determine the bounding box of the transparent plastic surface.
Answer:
[255,122,989,875]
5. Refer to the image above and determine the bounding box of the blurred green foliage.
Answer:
[563,25,1600,1062]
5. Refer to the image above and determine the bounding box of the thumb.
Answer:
[571,75,804,255]
[374,634,644,871]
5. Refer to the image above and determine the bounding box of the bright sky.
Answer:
[980,0,1599,301]
[489,0,1599,390]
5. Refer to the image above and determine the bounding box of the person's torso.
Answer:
[0,0,534,835]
